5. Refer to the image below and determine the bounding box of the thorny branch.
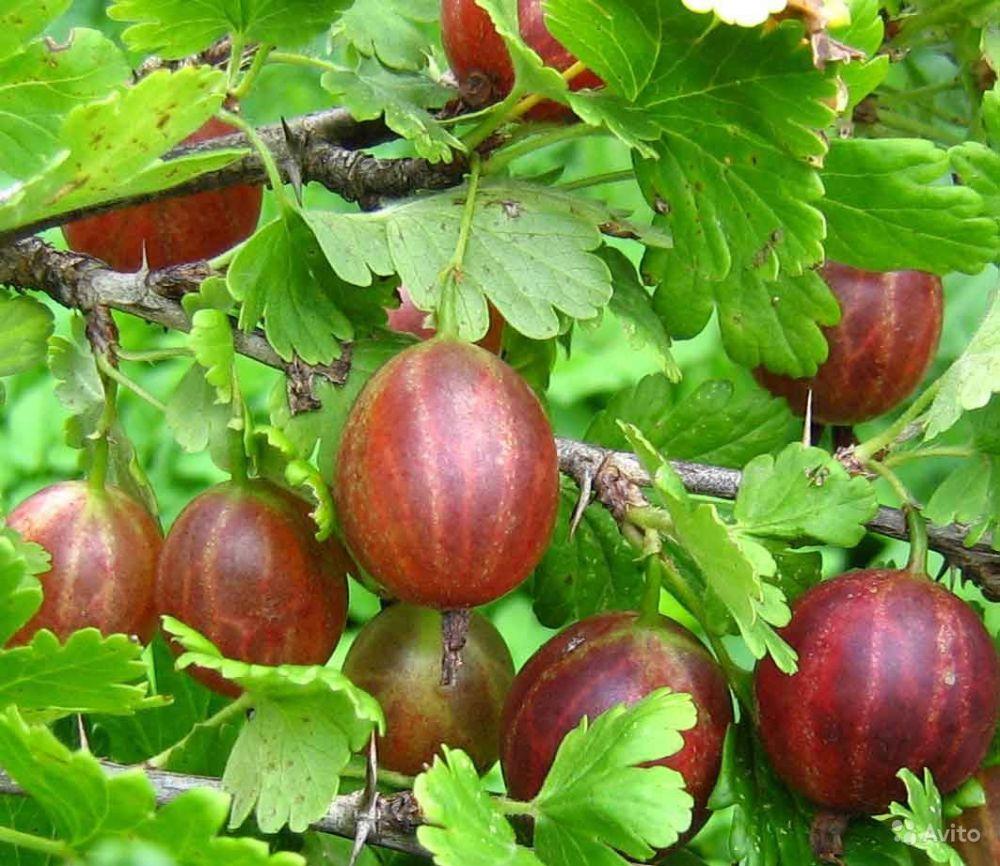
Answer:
[3,238,998,596]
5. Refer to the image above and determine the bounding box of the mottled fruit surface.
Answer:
[335,339,559,609]
[7,481,162,644]
[387,286,505,354]
[756,263,943,424]
[64,118,263,271]
[343,603,514,775]
[949,766,1000,866]
[156,479,350,695]
[755,569,999,813]
[500,612,733,847]
[441,0,603,119]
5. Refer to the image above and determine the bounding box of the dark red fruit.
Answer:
[6,481,162,644]
[441,0,603,119]
[755,569,999,814]
[387,286,505,354]
[342,603,515,775]
[755,263,943,425]
[948,766,1000,865]
[156,479,350,696]
[500,612,733,848]
[64,118,263,271]
[334,339,559,609]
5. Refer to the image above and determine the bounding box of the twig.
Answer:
[4,239,998,596]
[0,108,467,246]
[0,765,427,857]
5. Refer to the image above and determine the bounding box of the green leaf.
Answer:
[0,526,45,654]
[821,138,999,275]
[623,425,797,673]
[108,0,352,59]
[0,67,232,234]
[415,748,544,866]
[926,287,1000,439]
[0,294,53,378]
[307,180,648,342]
[709,724,820,866]
[321,57,461,163]
[0,28,129,178]
[586,375,798,469]
[530,482,645,629]
[162,617,384,835]
[0,792,59,866]
[0,0,71,62]
[334,0,438,70]
[228,208,392,364]
[91,634,238,775]
[48,323,104,448]
[734,443,878,546]
[0,629,158,717]
[951,141,1000,238]
[600,247,679,379]
[533,689,697,863]
[879,769,965,865]
[831,0,890,109]
[182,278,236,405]
[716,268,841,377]
[164,364,233,464]
[0,706,154,845]
[926,398,1000,548]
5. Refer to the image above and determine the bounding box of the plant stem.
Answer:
[873,108,965,146]
[209,242,245,271]
[638,555,664,626]
[218,109,290,211]
[339,759,415,790]
[116,347,192,364]
[495,797,534,817]
[436,154,482,339]
[558,169,636,192]
[97,356,166,412]
[463,60,591,150]
[226,36,246,89]
[231,44,274,100]
[88,374,118,493]
[884,446,976,468]
[268,51,339,74]
[147,693,253,769]
[854,379,942,462]
[484,123,598,175]
[0,825,72,859]
[866,460,929,575]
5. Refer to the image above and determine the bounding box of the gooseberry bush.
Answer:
[0,0,998,864]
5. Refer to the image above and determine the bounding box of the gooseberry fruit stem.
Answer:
[218,108,291,213]
[854,378,943,463]
[866,460,929,577]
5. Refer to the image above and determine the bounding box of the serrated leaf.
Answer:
[0,706,154,845]
[880,770,964,865]
[321,57,461,163]
[162,617,384,835]
[48,326,104,446]
[822,138,999,275]
[831,0,889,108]
[188,311,235,404]
[0,28,129,178]
[951,141,1000,238]
[734,443,878,546]
[415,748,544,866]
[335,0,438,70]
[716,267,841,377]
[0,0,71,62]
[0,67,231,234]
[586,375,798,468]
[91,634,238,775]
[108,0,352,59]
[623,426,796,673]
[926,287,1000,439]
[0,527,46,647]
[531,483,644,629]
[0,294,53,378]
[600,247,678,378]
[228,208,391,364]
[533,689,696,864]
[0,628,157,716]
[164,364,232,462]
